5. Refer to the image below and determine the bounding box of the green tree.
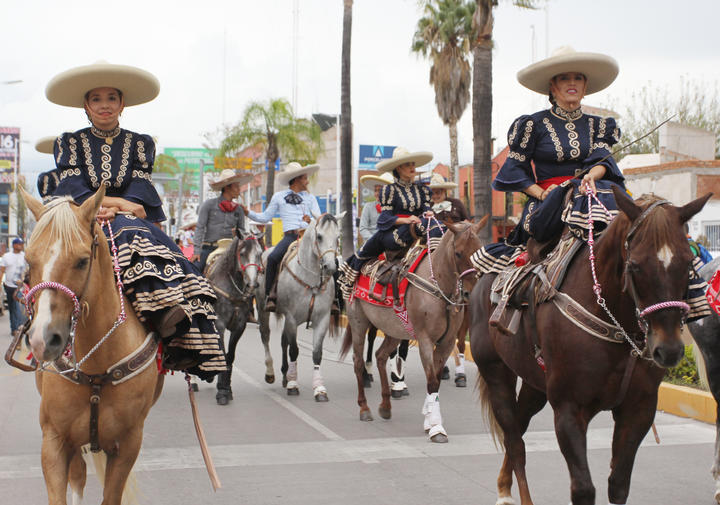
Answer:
[472,0,538,242]
[412,0,476,184]
[606,78,720,159]
[218,98,324,212]
[340,0,354,255]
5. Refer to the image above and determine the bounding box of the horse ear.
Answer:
[472,214,490,235]
[611,185,642,222]
[335,211,347,221]
[678,192,712,223]
[80,185,106,224]
[20,186,44,221]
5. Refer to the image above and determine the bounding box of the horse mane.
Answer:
[212,236,241,279]
[29,197,86,252]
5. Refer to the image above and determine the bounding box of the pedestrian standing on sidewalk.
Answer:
[0,238,28,337]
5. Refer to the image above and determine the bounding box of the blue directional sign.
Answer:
[359,144,396,169]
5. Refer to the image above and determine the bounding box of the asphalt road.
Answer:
[0,314,717,504]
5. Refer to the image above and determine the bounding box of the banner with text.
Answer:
[0,127,20,184]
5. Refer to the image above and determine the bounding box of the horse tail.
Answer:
[82,446,139,505]
[475,373,504,450]
[339,324,353,361]
[328,310,342,340]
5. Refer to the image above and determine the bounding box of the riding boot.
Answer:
[155,305,188,339]
[265,280,279,313]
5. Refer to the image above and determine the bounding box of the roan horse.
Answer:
[205,232,266,405]
[257,213,344,400]
[20,187,163,505]
[339,217,488,442]
[470,186,711,505]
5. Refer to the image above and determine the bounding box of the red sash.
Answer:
[706,269,720,315]
[537,176,573,190]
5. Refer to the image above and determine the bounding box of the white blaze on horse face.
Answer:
[28,240,62,351]
[657,244,674,270]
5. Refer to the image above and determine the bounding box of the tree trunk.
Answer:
[472,40,493,244]
[265,134,278,244]
[340,0,354,256]
[448,120,458,185]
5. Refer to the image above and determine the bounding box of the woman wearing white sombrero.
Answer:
[470,46,628,276]
[45,61,227,380]
[338,147,442,300]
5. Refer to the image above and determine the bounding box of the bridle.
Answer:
[212,235,264,303]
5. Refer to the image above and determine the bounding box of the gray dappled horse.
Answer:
[207,232,267,405]
[688,256,720,503]
[257,213,344,401]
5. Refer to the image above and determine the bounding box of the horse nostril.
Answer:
[48,333,63,351]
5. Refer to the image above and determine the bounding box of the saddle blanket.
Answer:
[352,249,428,307]
[706,268,720,316]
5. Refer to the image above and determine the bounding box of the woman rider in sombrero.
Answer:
[43,61,227,380]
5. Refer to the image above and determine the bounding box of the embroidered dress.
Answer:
[53,127,227,380]
[37,169,60,203]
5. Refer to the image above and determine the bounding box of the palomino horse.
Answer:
[688,256,720,503]
[21,187,163,505]
[470,187,711,505]
[206,232,266,405]
[258,213,344,400]
[339,217,488,442]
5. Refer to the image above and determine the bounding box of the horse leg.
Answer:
[216,320,246,405]
[311,315,330,402]
[351,317,373,420]
[68,449,86,505]
[454,311,469,387]
[281,331,289,388]
[363,326,377,387]
[284,321,300,396]
[607,395,658,504]
[421,335,451,443]
[375,335,401,419]
[40,427,73,505]
[554,402,595,505]
[259,308,275,384]
[101,429,143,505]
[390,340,410,398]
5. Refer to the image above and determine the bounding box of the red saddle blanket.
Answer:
[706,269,720,316]
[352,249,428,307]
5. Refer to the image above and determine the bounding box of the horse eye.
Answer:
[75,257,90,270]
[317,234,323,241]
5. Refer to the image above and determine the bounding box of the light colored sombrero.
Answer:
[46,61,160,107]
[277,161,320,186]
[209,169,254,191]
[427,173,458,190]
[517,46,619,96]
[375,147,433,174]
[360,171,394,190]
[35,136,58,155]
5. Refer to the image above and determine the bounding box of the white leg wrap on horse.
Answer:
[287,360,298,382]
[494,496,515,505]
[456,354,465,375]
[397,357,405,379]
[312,366,324,389]
[392,380,406,392]
[423,393,443,433]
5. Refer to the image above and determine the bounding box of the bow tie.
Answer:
[284,193,303,205]
[432,201,452,213]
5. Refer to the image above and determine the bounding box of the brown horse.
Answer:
[469,187,711,505]
[340,217,488,442]
[21,187,163,505]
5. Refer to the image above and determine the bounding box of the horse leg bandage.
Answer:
[312,365,323,389]
[455,354,465,375]
[287,361,298,382]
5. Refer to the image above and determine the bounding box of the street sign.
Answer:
[358,144,396,169]
[215,156,253,170]
[162,147,216,191]
[264,158,281,171]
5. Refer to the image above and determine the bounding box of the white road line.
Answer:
[233,365,344,442]
[0,423,712,479]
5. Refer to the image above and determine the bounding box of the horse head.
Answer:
[306,213,343,275]
[612,185,712,367]
[446,215,489,299]
[21,186,108,362]
[235,229,264,291]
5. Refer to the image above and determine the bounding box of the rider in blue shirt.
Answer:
[243,162,321,312]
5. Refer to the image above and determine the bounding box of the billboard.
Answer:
[358,144,396,170]
[162,147,216,192]
[0,127,20,184]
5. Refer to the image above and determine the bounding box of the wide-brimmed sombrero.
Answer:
[375,147,433,174]
[46,61,160,107]
[427,173,458,190]
[517,46,619,95]
[360,171,394,190]
[35,136,58,155]
[209,169,254,191]
[277,161,320,186]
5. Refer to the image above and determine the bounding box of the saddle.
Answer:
[204,238,234,275]
[358,242,427,306]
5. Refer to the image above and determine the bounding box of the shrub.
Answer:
[663,345,700,388]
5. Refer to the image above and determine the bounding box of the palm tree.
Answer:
[412,0,477,184]
[472,0,538,242]
[219,98,323,212]
[340,0,354,255]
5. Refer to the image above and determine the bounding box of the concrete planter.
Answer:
[657,382,716,424]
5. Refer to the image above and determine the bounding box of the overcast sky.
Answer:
[3,0,719,185]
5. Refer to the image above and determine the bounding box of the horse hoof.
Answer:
[315,392,329,402]
[455,374,467,387]
[191,383,199,392]
[401,387,409,396]
[430,432,448,443]
[216,394,229,406]
[441,365,450,380]
[363,377,372,388]
[378,407,392,420]
[265,374,275,384]
[391,389,403,399]
[282,377,288,388]
[287,387,299,396]
[359,410,373,422]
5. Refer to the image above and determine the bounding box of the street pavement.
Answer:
[0,312,717,504]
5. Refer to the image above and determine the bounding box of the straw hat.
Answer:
[360,171,394,190]
[277,161,320,186]
[35,136,58,155]
[46,61,160,107]
[517,46,619,96]
[427,173,458,190]
[209,169,254,191]
[375,147,433,174]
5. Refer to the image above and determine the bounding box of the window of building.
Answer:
[704,222,720,252]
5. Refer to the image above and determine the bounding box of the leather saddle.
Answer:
[361,242,426,305]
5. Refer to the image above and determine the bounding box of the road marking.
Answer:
[0,422,712,479]
[234,366,344,442]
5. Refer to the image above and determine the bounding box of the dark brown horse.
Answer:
[470,187,711,505]
[340,217,488,442]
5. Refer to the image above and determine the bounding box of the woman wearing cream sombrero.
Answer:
[45,61,227,379]
[338,147,442,300]
[470,46,628,276]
